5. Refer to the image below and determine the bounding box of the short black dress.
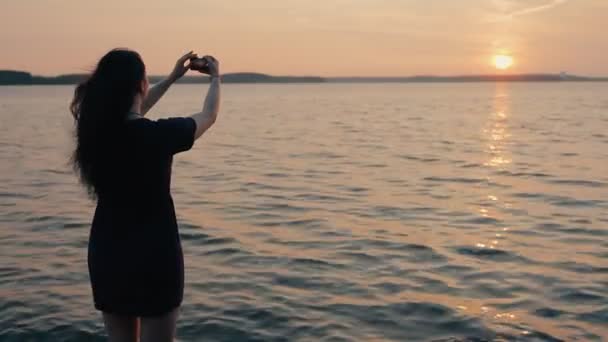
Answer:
[88,116,197,316]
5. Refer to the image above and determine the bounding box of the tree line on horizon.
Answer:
[0,70,325,85]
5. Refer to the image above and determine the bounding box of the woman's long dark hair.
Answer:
[70,48,146,198]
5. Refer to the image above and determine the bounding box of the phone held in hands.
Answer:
[189,57,210,73]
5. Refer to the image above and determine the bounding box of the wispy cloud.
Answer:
[491,0,568,22]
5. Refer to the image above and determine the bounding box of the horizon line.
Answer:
[1,69,608,79]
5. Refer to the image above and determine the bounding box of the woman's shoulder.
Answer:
[126,116,194,126]
[124,117,159,133]
[124,116,196,154]
[125,116,152,125]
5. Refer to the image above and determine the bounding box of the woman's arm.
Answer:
[141,51,197,116]
[141,77,174,116]
[190,56,221,140]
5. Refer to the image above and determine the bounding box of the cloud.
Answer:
[508,0,567,17]
[491,0,568,21]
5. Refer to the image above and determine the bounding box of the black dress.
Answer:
[88,116,197,316]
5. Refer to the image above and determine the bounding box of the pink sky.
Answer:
[1,0,606,76]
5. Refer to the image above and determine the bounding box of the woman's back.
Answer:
[93,117,195,208]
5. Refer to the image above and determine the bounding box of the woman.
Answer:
[70,48,221,342]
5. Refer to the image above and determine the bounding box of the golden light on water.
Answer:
[493,55,514,70]
[484,84,512,168]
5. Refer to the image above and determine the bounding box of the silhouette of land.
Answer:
[1,70,607,85]
[0,71,324,85]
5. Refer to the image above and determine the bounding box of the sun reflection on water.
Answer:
[475,83,515,250]
[484,84,512,168]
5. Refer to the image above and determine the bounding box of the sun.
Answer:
[493,55,514,70]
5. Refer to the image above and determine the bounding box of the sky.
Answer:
[0,0,606,76]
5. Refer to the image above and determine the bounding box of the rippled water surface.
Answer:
[1,83,607,341]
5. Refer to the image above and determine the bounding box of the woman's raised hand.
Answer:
[169,51,198,82]
[205,56,220,77]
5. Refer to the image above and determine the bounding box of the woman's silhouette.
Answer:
[70,48,221,342]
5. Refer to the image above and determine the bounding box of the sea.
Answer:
[1,82,607,341]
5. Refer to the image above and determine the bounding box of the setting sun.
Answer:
[493,55,514,70]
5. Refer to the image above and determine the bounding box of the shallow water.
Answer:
[1,83,607,341]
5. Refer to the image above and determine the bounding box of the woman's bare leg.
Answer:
[102,312,140,342]
[140,307,179,342]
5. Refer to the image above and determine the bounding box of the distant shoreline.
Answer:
[1,70,607,85]
[328,75,608,83]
